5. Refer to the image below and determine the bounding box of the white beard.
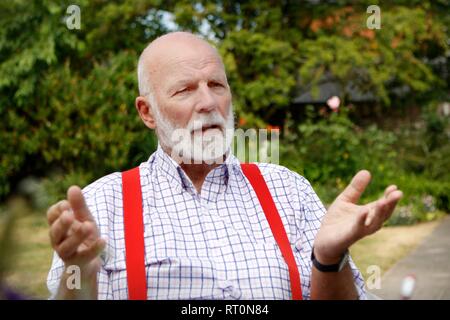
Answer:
[152,99,235,165]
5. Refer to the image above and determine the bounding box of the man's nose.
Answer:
[195,84,219,113]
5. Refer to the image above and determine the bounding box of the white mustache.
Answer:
[187,114,226,133]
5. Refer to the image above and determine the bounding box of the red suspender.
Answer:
[122,167,147,300]
[241,163,303,300]
[122,163,302,300]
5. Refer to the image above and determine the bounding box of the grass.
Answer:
[0,197,446,299]
[1,198,54,299]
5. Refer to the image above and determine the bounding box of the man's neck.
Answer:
[180,162,220,194]
[161,145,224,194]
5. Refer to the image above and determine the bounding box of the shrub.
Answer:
[281,106,399,203]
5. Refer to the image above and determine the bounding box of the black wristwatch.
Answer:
[311,247,349,272]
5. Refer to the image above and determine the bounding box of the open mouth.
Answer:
[199,124,221,133]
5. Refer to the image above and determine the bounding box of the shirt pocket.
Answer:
[147,242,226,299]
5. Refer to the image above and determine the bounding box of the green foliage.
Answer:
[281,106,398,202]
[396,102,450,186]
[0,1,165,200]
[219,30,297,126]
[385,174,449,226]
[396,174,450,214]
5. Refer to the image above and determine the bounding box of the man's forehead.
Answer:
[153,54,227,89]
[164,52,223,69]
[144,33,223,69]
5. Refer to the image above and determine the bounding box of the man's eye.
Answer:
[210,82,223,88]
[175,88,189,95]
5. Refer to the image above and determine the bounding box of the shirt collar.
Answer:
[151,144,240,196]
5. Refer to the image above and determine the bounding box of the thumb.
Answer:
[337,170,371,204]
[67,185,93,222]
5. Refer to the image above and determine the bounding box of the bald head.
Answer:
[137,32,224,97]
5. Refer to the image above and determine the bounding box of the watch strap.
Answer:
[311,247,349,272]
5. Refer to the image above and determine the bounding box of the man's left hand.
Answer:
[313,170,403,265]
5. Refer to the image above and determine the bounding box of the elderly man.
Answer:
[46,32,402,300]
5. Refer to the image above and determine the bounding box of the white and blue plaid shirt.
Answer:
[47,146,367,299]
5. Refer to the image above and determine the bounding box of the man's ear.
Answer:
[135,96,156,129]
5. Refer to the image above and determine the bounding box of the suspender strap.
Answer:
[122,167,147,300]
[241,163,303,300]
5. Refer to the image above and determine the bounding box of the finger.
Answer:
[49,210,74,246]
[384,185,397,198]
[364,204,378,227]
[47,200,71,226]
[364,190,403,227]
[58,199,71,212]
[373,199,389,226]
[57,222,90,260]
[79,238,106,262]
[66,219,83,238]
[338,170,371,203]
[358,198,382,227]
[355,200,374,218]
[67,186,93,222]
[374,191,402,223]
[381,190,403,220]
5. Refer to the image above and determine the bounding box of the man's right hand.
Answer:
[47,186,105,279]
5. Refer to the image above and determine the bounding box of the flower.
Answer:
[327,96,340,112]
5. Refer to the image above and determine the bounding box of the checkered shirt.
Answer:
[47,146,367,299]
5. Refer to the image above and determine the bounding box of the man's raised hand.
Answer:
[47,186,105,275]
[313,170,403,265]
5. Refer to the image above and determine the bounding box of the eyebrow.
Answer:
[165,74,227,95]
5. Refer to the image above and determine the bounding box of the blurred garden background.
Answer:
[0,0,449,299]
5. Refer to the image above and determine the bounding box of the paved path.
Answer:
[371,216,450,299]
